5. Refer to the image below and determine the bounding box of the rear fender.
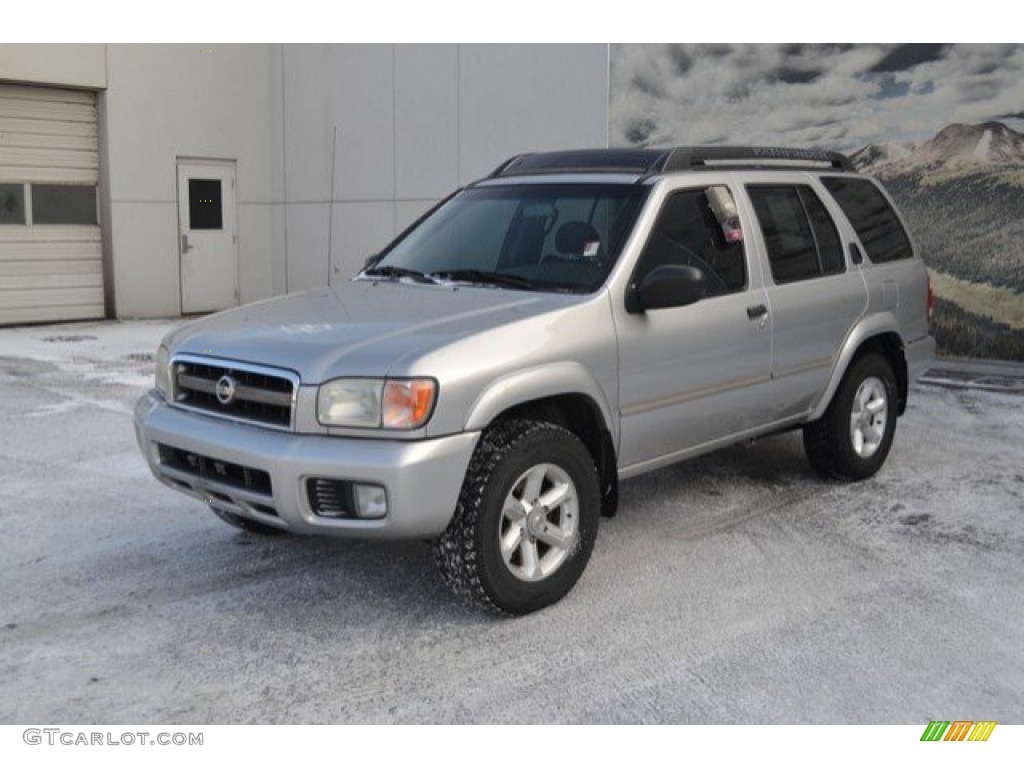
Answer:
[810,313,904,421]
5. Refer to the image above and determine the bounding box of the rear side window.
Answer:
[747,185,844,284]
[821,177,913,263]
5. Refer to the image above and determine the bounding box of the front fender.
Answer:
[463,362,618,444]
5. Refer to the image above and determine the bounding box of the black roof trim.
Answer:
[490,149,667,178]
[489,146,854,177]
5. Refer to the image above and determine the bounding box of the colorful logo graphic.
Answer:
[920,721,996,742]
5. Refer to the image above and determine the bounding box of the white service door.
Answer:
[177,161,237,313]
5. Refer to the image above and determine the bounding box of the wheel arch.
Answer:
[811,316,909,421]
[464,365,619,517]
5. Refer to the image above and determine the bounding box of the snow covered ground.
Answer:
[1,319,1023,723]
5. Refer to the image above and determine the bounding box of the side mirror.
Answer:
[626,265,706,314]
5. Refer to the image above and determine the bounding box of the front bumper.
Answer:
[133,391,479,539]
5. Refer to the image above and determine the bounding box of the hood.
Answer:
[167,280,578,383]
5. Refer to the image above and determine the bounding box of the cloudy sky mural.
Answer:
[610,44,1024,150]
[611,44,1024,362]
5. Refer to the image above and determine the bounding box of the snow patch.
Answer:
[70,452,150,480]
[0,320,176,363]
[974,129,993,160]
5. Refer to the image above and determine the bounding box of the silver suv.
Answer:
[134,147,935,614]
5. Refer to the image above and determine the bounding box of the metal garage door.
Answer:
[0,83,102,325]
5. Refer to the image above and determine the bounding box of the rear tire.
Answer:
[210,506,286,535]
[803,353,898,481]
[434,419,600,615]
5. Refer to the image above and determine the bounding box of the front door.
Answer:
[177,160,238,313]
[615,183,774,472]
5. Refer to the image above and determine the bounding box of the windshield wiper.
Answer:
[361,265,438,284]
[432,269,538,291]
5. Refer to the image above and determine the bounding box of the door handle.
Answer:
[746,304,768,320]
[181,234,194,253]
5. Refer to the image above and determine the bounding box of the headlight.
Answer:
[155,345,171,398]
[317,378,384,427]
[317,378,436,429]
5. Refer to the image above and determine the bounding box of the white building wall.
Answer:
[279,43,611,294]
[102,44,276,318]
[2,43,609,320]
[0,45,106,90]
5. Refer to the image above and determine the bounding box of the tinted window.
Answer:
[801,187,844,276]
[749,186,820,283]
[31,185,97,225]
[636,186,747,297]
[822,177,912,263]
[0,184,25,225]
[748,185,846,284]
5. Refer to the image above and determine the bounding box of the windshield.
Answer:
[367,183,649,293]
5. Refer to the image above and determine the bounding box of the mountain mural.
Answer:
[853,122,1024,360]
[610,44,1024,361]
[854,121,1024,179]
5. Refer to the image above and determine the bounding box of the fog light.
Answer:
[353,483,387,519]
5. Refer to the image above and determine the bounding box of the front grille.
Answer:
[158,443,273,497]
[307,478,355,518]
[172,356,296,429]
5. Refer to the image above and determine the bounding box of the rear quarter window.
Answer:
[821,177,913,263]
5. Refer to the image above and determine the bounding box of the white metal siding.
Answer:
[0,83,103,325]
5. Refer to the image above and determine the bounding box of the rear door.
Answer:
[743,177,867,419]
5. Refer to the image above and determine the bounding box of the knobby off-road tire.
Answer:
[210,506,287,535]
[434,419,601,615]
[803,353,898,481]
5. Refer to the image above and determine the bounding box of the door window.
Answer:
[188,179,223,230]
[1,184,99,226]
[31,185,98,225]
[0,184,25,225]
[635,186,747,297]
[747,185,844,284]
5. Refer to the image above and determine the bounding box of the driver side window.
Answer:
[636,186,747,298]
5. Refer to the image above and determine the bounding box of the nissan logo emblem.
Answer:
[215,374,237,405]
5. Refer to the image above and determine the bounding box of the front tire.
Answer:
[434,419,600,615]
[803,353,898,481]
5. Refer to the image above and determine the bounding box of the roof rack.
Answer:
[660,146,854,172]
[488,146,855,177]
